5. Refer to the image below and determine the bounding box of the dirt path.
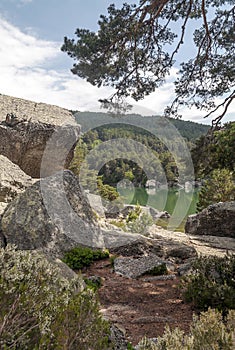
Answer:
[84,259,194,346]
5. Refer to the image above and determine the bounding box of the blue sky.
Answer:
[0,0,234,124]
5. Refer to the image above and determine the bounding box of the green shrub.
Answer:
[146,263,168,276]
[63,246,109,270]
[84,276,102,291]
[127,342,135,349]
[138,308,235,350]
[97,176,119,201]
[127,212,153,234]
[0,245,110,349]
[126,204,142,223]
[109,255,117,268]
[53,289,110,350]
[182,255,235,314]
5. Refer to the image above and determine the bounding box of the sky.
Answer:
[0,0,234,124]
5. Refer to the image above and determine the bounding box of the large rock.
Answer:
[0,94,80,178]
[0,155,36,208]
[0,170,143,256]
[185,201,235,238]
[1,170,98,255]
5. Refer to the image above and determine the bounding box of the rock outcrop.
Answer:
[185,201,235,238]
[104,203,170,220]
[0,94,80,178]
[0,170,144,255]
[0,170,98,254]
[0,94,76,125]
[0,155,36,213]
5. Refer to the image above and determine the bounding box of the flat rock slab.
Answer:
[147,224,235,257]
[114,254,167,279]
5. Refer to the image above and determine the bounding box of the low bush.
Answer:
[182,254,235,314]
[127,212,153,234]
[109,255,117,268]
[63,246,109,270]
[84,276,102,291]
[146,263,168,276]
[53,288,110,349]
[126,204,142,223]
[0,245,110,349]
[138,308,235,350]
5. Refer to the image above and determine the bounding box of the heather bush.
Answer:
[138,309,235,350]
[146,263,168,276]
[126,204,142,223]
[182,255,235,313]
[0,245,110,349]
[53,289,110,349]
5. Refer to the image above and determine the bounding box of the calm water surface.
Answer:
[118,187,199,216]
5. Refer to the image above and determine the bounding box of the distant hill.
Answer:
[73,111,209,141]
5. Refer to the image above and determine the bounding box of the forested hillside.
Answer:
[73,111,209,141]
[70,112,209,189]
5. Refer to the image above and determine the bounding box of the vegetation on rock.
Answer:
[127,212,154,234]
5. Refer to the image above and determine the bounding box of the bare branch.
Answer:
[169,0,193,65]
[204,90,235,120]
[201,0,212,59]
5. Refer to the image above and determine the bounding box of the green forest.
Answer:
[70,112,234,214]
[71,111,209,186]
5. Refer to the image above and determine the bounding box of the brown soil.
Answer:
[84,258,194,346]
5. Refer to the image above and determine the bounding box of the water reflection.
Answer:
[118,187,199,216]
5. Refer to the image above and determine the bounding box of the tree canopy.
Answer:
[192,121,235,177]
[62,0,234,123]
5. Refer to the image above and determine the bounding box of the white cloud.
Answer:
[0,18,58,68]
[0,16,234,124]
[0,17,113,110]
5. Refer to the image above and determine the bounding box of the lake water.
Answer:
[118,187,199,224]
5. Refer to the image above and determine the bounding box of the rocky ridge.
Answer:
[0,94,76,125]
